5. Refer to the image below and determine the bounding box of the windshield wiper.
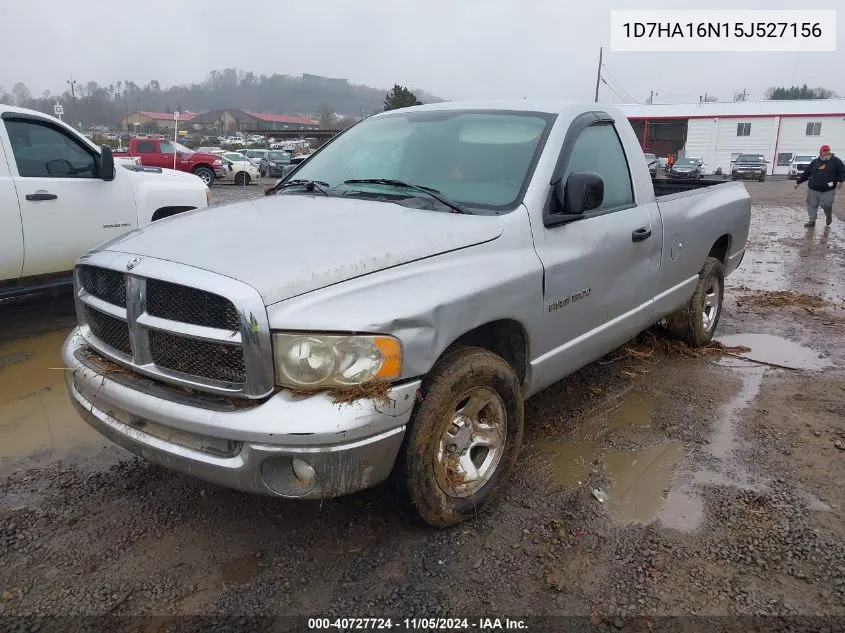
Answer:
[340,179,469,214]
[276,179,330,196]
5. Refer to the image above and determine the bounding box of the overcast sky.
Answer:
[1,0,842,104]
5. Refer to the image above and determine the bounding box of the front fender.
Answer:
[265,209,544,382]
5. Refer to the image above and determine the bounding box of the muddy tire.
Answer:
[395,347,524,528]
[193,166,214,186]
[234,172,250,186]
[663,257,725,347]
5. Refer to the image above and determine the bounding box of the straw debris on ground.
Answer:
[601,329,751,372]
[736,290,826,309]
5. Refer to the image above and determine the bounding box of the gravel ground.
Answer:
[1,180,844,631]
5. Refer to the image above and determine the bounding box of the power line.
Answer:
[601,74,636,103]
[601,64,636,100]
[601,65,639,103]
[600,77,629,103]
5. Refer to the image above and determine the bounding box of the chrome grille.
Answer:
[73,253,274,399]
[147,279,239,330]
[78,265,126,307]
[83,305,132,356]
[149,330,246,383]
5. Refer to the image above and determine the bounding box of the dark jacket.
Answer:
[797,155,845,192]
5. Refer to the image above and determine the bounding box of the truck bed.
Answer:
[652,178,728,198]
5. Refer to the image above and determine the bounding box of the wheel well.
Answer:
[447,320,528,386]
[192,164,212,173]
[708,234,731,264]
[152,206,195,221]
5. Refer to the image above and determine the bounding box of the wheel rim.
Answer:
[702,277,721,333]
[434,387,507,498]
[198,170,211,185]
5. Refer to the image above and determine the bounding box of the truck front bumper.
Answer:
[61,330,420,499]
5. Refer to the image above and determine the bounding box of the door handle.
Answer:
[632,227,652,242]
[26,192,58,201]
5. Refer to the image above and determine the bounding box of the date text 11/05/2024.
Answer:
[307,618,528,630]
[623,22,822,38]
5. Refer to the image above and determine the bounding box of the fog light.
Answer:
[292,458,316,484]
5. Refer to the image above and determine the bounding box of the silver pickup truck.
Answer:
[61,101,751,527]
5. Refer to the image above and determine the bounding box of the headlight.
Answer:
[272,333,402,389]
[213,159,222,166]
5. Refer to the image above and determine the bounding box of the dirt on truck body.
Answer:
[1,179,845,629]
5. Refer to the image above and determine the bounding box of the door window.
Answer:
[5,119,99,178]
[159,140,175,154]
[563,122,634,211]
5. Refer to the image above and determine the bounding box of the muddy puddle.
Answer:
[536,333,833,530]
[0,328,101,461]
[537,390,683,525]
[730,203,845,305]
[658,333,835,531]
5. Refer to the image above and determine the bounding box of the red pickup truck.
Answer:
[114,138,226,185]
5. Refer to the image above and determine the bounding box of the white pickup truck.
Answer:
[0,105,211,301]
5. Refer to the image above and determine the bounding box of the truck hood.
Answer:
[96,194,506,305]
[121,163,208,185]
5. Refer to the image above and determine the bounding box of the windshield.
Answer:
[644,153,656,161]
[268,151,290,162]
[675,158,696,166]
[224,153,245,162]
[290,110,554,211]
[174,142,193,154]
[794,155,815,162]
[736,155,764,163]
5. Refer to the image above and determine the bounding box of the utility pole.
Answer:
[66,78,78,128]
[594,46,603,103]
[647,90,657,105]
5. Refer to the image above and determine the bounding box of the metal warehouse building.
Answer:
[617,100,845,177]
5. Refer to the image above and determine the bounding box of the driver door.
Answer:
[4,116,136,277]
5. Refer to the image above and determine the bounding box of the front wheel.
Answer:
[193,166,214,186]
[234,172,250,186]
[662,257,725,347]
[396,347,524,528]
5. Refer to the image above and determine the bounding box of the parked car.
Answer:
[730,154,768,182]
[788,154,816,180]
[644,152,659,177]
[0,105,210,301]
[242,149,269,163]
[219,153,262,185]
[260,150,292,177]
[113,138,226,185]
[668,157,704,179]
[61,101,751,527]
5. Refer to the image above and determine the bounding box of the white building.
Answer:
[617,100,845,176]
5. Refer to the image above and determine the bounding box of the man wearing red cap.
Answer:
[793,144,845,227]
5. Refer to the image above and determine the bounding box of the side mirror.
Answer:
[554,171,604,215]
[100,145,115,181]
[46,158,74,176]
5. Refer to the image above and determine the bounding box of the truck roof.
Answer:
[372,100,627,119]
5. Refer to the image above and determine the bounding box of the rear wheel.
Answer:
[662,257,725,347]
[396,347,524,528]
[234,172,250,186]
[193,166,214,186]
